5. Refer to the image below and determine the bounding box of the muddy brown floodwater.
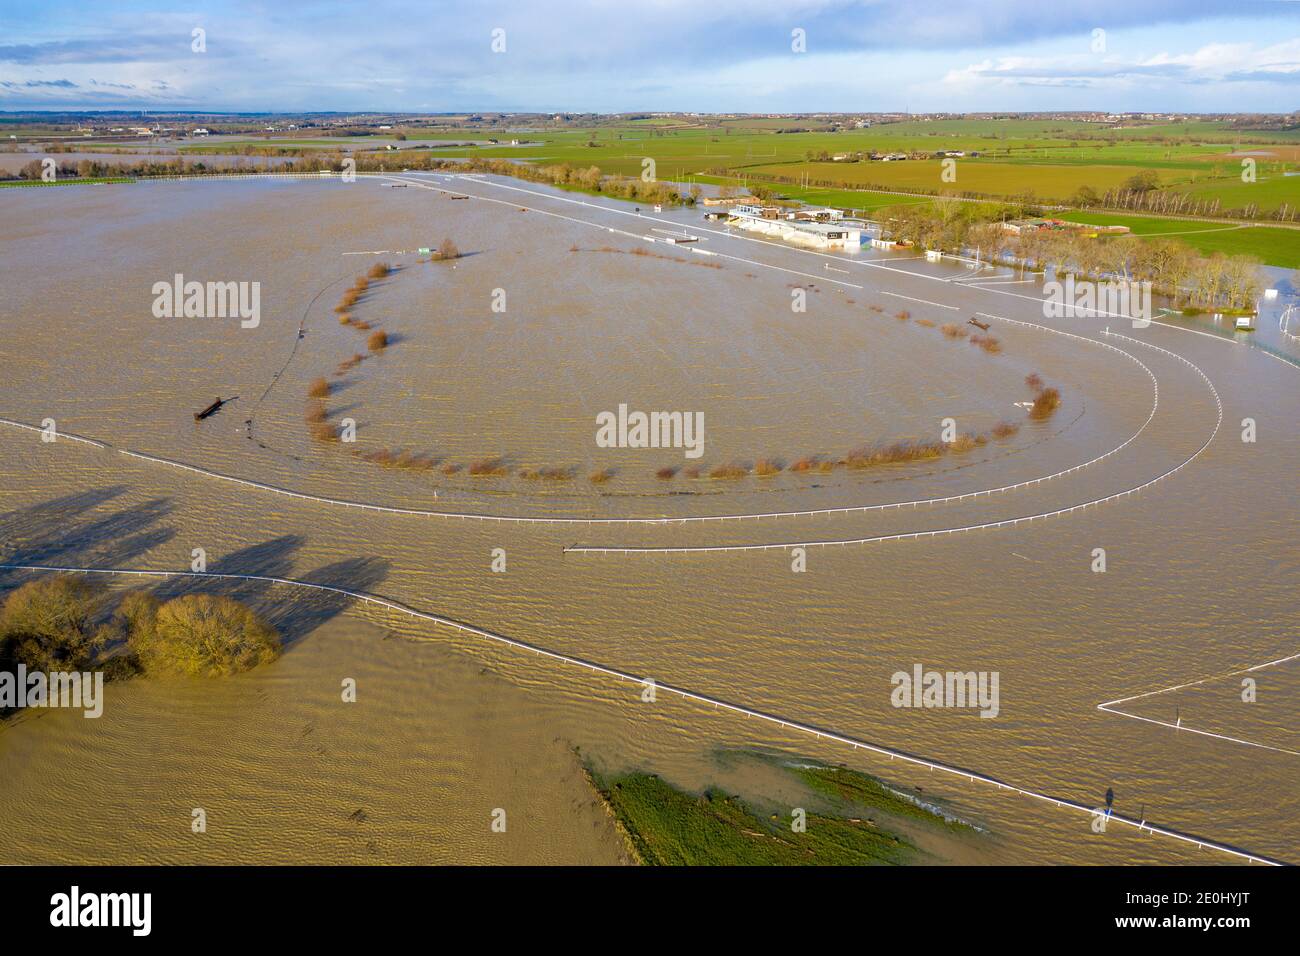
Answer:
[0,173,1295,865]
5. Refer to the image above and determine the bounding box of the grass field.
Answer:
[747,159,1176,201]
[1058,211,1300,266]
[591,759,977,866]
[693,173,931,212]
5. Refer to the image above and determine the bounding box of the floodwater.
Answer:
[0,173,1295,865]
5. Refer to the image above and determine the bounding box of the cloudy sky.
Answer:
[3,0,1300,113]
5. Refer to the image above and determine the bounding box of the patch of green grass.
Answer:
[751,159,1175,201]
[788,764,976,832]
[1057,210,1300,267]
[592,771,917,865]
[692,174,930,212]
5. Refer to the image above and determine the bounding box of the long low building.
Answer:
[727,204,862,249]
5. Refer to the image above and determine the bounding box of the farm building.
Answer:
[1001,218,1131,237]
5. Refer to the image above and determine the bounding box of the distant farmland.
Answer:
[743,159,1176,202]
[1058,211,1300,268]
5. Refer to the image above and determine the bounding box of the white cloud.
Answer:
[945,38,1300,92]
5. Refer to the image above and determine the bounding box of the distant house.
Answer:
[1002,218,1130,236]
[732,204,782,219]
[788,206,843,222]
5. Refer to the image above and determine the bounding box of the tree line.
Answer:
[880,201,1263,310]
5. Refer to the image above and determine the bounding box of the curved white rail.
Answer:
[0,312,1161,527]
[565,324,1220,553]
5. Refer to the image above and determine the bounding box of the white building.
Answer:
[729,207,860,249]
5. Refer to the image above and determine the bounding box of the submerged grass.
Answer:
[787,764,977,834]
[589,770,917,866]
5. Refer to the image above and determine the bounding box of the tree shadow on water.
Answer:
[0,487,176,589]
[1,494,390,653]
[151,535,391,650]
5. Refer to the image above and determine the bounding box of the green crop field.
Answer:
[746,159,1177,201]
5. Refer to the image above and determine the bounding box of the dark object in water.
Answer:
[195,397,224,421]
[968,317,991,331]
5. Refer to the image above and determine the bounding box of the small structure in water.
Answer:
[968,317,991,331]
[194,397,225,421]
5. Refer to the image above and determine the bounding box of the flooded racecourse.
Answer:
[1,173,1295,864]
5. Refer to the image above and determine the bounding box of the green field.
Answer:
[1058,211,1300,266]
[749,159,1176,201]
[17,115,1300,264]
[591,759,977,866]
[693,173,931,212]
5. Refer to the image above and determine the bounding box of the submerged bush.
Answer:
[367,329,388,351]
[1029,387,1062,420]
[845,441,944,468]
[0,575,112,671]
[468,458,509,476]
[709,463,749,480]
[309,421,338,442]
[991,421,1020,440]
[125,593,280,678]
[308,377,330,398]
[940,323,968,339]
[367,262,391,279]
